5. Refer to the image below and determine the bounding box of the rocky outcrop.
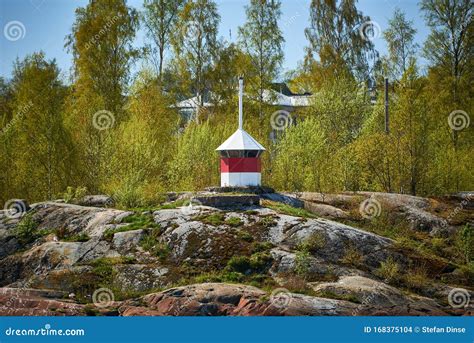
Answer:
[114,264,169,292]
[120,283,361,316]
[270,248,368,279]
[0,194,471,316]
[281,218,396,268]
[0,288,86,316]
[31,202,129,237]
[292,191,472,236]
[0,282,463,317]
[310,275,448,317]
[112,229,145,253]
[77,195,114,208]
[304,202,350,219]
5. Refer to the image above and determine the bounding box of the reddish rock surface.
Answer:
[0,283,459,317]
[0,288,86,316]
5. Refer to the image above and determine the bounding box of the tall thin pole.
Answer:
[238,77,243,130]
[384,77,389,134]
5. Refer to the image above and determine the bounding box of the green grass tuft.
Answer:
[261,200,317,218]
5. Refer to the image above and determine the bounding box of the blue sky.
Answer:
[0,0,430,81]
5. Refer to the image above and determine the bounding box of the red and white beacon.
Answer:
[216,77,265,187]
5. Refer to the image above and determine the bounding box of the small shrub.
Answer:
[54,227,68,239]
[15,214,38,244]
[87,256,136,284]
[281,276,315,295]
[249,252,273,273]
[226,216,243,227]
[376,257,401,283]
[457,225,474,264]
[455,262,474,285]
[193,271,245,284]
[295,250,312,278]
[37,228,55,237]
[340,245,364,267]
[404,268,430,291]
[120,214,160,230]
[62,232,90,242]
[88,258,114,281]
[236,230,253,242]
[258,216,277,228]
[251,241,274,253]
[226,256,251,274]
[430,237,447,254]
[196,213,225,226]
[105,214,160,241]
[226,252,272,275]
[140,229,169,260]
[298,231,326,253]
[112,181,145,209]
[62,186,87,204]
[261,200,317,218]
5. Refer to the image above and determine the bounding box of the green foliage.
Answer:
[226,252,272,275]
[193,271,244,284]
[404,268,430,291]
[377,257,401,283]
[236,230,253,242]
[0,0,472,208]
[196,212,225,226]
[139,228,169,259]
[2,53,74,201]
[238,0,284,114]
[261,200,316,219]
[142,0,185,77]
[62,232,90,242]
[257,215,278,228]
[295,250,312,278]
[170,0,220,107]
[383,8,418,78]
[298,231,326,254]
[340,245,364,267]
[62,186,87,204]
[457,225,474,264]
[251,241,274,253]
[271,116,330,192]
[121,214,160,230]
[15,214,39,245]
[106,70,177,208]
[305,0,375,80]
[225,216,243,227]
[226,256,251,274]
[105,214,160,241]
[167,120,226,190]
